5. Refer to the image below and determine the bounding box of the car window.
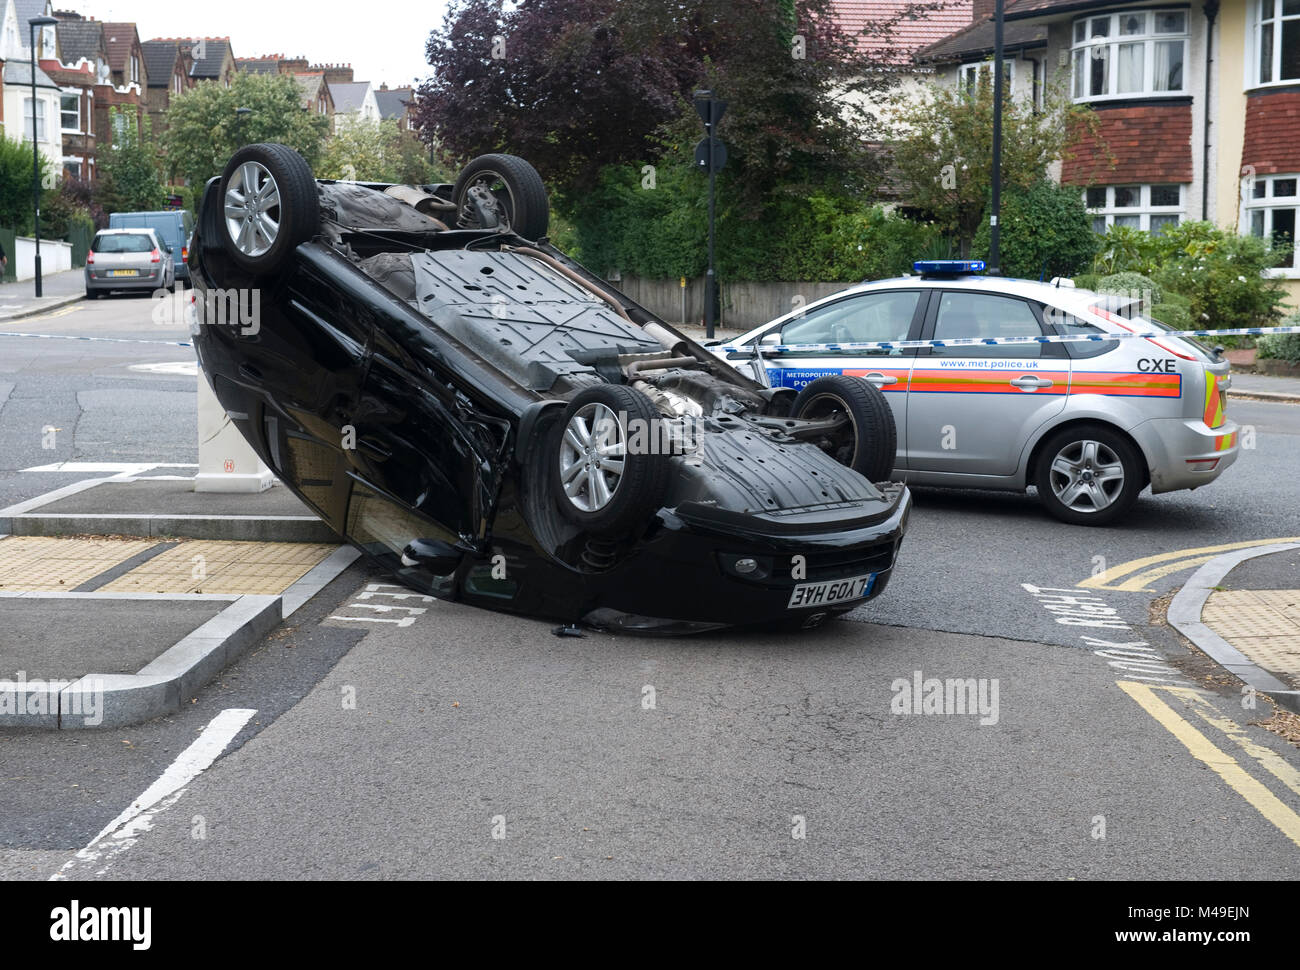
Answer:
[91,233,154,254]
[930,292,1044,358]
[1042,305,1120,358]
[779,290,919,355]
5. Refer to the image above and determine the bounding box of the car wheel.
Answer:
[218,143,319,278]
[790,375,897,482]
[1034,424,1143,526]
[549,385,669,535]
[453,154,549,239]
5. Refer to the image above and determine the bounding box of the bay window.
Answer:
[1072,9,1187,100]
[1086,184,1183,233]
[1245,174,1299,272]
[1255,0,1300,85]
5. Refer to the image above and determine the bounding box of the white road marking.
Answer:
[51,707,256,880]
[20,461,197,474]
[127,361,198,377]
[328,614,418,627]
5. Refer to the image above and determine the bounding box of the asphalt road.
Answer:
[2,297,1299,880]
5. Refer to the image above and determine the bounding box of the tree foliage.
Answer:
[97,108,166,215]
[0,132,52,234]
[318,119,449,184]
[163,72,331,186]
[416,0,933,198]
[971,180,1097,280]
[891,76,1103,251]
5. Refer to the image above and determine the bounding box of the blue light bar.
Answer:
[913,259,986,275]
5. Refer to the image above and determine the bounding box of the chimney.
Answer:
[973,0,995,21]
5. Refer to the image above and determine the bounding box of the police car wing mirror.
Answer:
[758,332,782,349]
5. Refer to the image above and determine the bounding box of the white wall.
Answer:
[13,237,72,280]
[2,84,63,171]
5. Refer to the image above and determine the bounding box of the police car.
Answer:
[716,261,1239,526]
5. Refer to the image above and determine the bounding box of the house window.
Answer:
[61,93,80,132]
[1086,184,1184,233]
[23,98,46,142]
[959,59,1014,92]
[1071,9,1187,100]
[111,112,128,147]
[1255,0,1300,85]
[174,73,182,94]
[64,160,81,179]
[130,55,140,84]
[1244,173,1299,273]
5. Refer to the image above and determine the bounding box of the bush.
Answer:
[565,156,941,282]
[971,180,1097,280]
[1258,316,1300,362]
[1088,221,1290,330]
[1095,272,1161,303]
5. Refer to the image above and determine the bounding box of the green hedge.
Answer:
[971,181,1097,280]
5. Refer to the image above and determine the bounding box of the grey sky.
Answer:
[76,0,454,89]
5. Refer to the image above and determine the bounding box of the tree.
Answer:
[163,72,331,186]
[415,0,933,198]
[972,180,1097,279]
[97,108,166,214]
[0,132,52,233]
[318,119,448,184]
[890,76,1105,252]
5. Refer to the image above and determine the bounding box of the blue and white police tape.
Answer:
[718,325,1300,355]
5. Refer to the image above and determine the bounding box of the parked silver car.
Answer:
[716,262,1240,525]
[85,228,175,297]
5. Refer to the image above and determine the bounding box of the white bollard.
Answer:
[194,367,275,493]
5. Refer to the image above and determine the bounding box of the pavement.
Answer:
[1229,371,1300,402]
[0,474,355,728]
[0,269,85,322]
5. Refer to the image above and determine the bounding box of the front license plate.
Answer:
[110,269,137,277]
[787,573,875,610]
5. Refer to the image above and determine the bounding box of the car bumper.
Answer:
[1131,416,1240,494]
[457,485,912,633]
[85,269,165,290]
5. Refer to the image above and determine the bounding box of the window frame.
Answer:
[918,290,1065,359]
[959,58,1015,93]
[22,97,47,142]
[1252,0,1300,87]
[1242,172,1300,277]
[775,288,926,356]
[1070,8,1189,102]
[60,90,81,133]
[1085,183,1185,233]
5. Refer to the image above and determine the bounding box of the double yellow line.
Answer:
[1120,681,1300,849]
[1079,537,1300,592]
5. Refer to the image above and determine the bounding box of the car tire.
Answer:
[453,154,549,239]
[791,375,897,482]
[1034,424,1143,526]
[549,384,669,535]
[217,143,319,278]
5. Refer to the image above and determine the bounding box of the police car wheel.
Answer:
[1035,425,1142,526]
[791,375,896,482]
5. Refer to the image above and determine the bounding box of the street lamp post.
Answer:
[988,0,1005,275]
[28,15,59,297]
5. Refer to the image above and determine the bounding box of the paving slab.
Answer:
[33,479,317,517]
[0,597,226,681]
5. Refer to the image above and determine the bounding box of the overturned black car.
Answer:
[189,144,911,633]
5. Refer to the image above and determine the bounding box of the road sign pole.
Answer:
[706,157,716,340]
[694,92,727,340]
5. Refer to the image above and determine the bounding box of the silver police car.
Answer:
[718,261,1239,525]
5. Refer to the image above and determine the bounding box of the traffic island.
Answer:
[0,477,359,729]
[1169,543,1300,714]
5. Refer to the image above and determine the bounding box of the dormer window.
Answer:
[1071,9,1187,101]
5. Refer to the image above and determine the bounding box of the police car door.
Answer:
[759,288,924,469]
[907,290,1070,477]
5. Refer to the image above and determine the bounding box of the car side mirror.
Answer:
[400,538,463,575]
[759,332,781,348]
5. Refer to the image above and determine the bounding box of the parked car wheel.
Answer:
[453,154,549,239]
[218,143,319,278]
[1034,424,1143,526]
[791,375,897,482]
[549,384,669,535]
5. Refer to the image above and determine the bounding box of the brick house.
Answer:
[141,39,192,138]
[95,21,147,152]
[918,0,1300,303]
[185,37,236,86]
[51,11,107,182]
[293,71,334,120]
[375,83,415,131]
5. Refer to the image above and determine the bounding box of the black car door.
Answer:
[346,307,511,551]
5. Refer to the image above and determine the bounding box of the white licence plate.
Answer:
[787,574,874,610]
